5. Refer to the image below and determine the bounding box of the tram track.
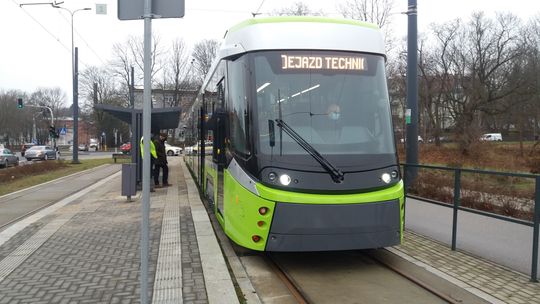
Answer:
[0,200,59,232]
[258,249,488,304]
[266,253,312,304]
[366,250,461,304]
[0,164,119,233]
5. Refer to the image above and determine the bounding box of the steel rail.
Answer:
[368,252,459,304]
[0,200,59,232]
[0,164,113,232]
[265,253,312,304]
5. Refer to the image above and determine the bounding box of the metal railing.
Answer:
[402,163,540,282]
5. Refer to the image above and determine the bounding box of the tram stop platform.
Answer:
[0,157,539,303]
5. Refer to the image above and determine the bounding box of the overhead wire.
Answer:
[10,0,93,68]
[10,0,71,54]
[54,9,108,66]
[253,0,267,16]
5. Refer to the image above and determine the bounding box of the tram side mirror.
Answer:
[268,120,275,147]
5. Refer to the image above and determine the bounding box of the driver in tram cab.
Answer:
[327,103,341,121]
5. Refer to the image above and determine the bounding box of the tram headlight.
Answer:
[381,173,392,184]
[268,172,277,181]
[391,170,399,179]
[279,174,291,186]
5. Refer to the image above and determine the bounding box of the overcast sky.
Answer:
[1,0,538,105]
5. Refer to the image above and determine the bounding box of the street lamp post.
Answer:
[20,1,91,163]
[52,3,91,164]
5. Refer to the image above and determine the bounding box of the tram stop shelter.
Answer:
[94,104,182,189]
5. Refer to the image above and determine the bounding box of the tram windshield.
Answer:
[253,50,395,160]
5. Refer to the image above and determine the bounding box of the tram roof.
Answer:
[227,16,379,33]
[191,17,387,115]
[220,16,385,58]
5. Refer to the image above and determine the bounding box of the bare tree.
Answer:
[80,66,124,110]
[79,65,127,143]
[272,2,324,16]
[529,15,540,154]
[511,15,540,155]
[452,12,524,154]
[0,90,33,145]
[386,47,408,144]
[167,38,192,107]
[192,39,220,83]
[416,13,525,154]
[29,87,67,128]
[111,41,135,101]
[337,0,395,49]
[111,34,164,101]
[388,12,528,155]
[129,34,164,81]
[153,38,193,139]
[154,38,190,108]
[338,0,394,28]
[418,19,462,146]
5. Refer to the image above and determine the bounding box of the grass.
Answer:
[402,142,540,221]
[398,141,540,174]
[0,158,127,197]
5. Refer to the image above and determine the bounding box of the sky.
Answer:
[1,0,538,106]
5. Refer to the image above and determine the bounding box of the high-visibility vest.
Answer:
[140,137,157,158]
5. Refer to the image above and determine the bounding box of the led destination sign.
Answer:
[281,54,367,71]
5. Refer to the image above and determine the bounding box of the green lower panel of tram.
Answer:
[205,164,404,251]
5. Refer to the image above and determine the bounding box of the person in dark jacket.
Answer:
[153,132,170,187]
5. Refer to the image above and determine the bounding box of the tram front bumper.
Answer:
[265,199,401,252]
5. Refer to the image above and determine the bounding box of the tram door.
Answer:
[213,119,226,217]
[216,163,224,216]
[213,82,226,217]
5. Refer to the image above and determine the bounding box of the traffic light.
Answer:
[17,98,23,109]
[49,125,57,138]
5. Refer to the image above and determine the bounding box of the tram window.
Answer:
[253,51,395,156]
[228,58,250,155]
[217,82,225,107]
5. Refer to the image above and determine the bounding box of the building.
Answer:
[55,117,94,146]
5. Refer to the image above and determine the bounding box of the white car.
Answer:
[165,143,182,156]
[400,136,424,143]
[480,133,502,141]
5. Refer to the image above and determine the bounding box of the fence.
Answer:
[402,163,540,282]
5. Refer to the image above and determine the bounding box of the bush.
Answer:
[499,195,522,218]
[408,170,453,203]
[526,156,540,174]
[460,190,482,209]
[0,161,68,183]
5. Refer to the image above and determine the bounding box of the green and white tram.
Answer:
[185,16,404,251]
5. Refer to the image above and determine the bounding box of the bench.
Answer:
[112,153,131,163]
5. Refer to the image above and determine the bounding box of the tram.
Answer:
[185,16,404,251]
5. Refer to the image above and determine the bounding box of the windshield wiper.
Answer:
[275,119,344,183]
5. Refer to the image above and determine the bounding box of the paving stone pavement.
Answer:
[0,175,164,303]
[0,158,218,303]
[393,230,540,304]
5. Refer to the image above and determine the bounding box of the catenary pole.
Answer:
[73,47,80,163]
[406,0,419,183]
